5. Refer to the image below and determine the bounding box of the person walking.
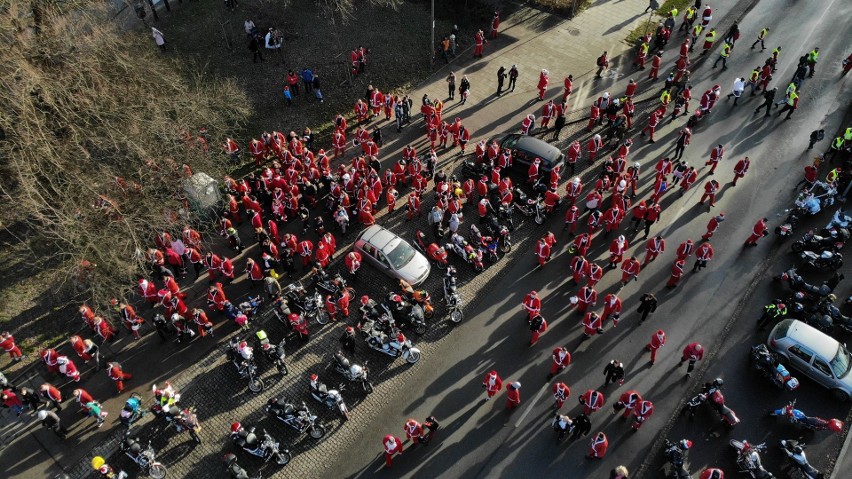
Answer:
[705,144,725,174]
[751,27,769,50]
[446,72,456,100]
[39,383,63,411]
[679,342,704,377]
[673,127,692,160]
[713,42,732,70]
[497,66,507,95]
[744,218,769,246]
[702,213,726,240]
[2,389,24,416]
[637,293,658,323]
[85,400,109,427]
[0,332,25,362]
[151,27,166,52]
[693,242,714,272]
[579,389,605,415]
[806,47,820,77]
[38,410,68,439]
[106,362,133,394]
[596,52,609,78]
[506,382,522,410]
[699,179,720,207]
[645,329,666,364]
[754,87,777,117]
[727,77,745,106]
[666,259,686,288]
[553,382,571,410]
[603,360,625,386]
[777,90,799,120]
[548,347,572,379]
[731,157,750,186]
[529,314,548,345]
[17,387,44,411]
[587,432,609,459]
[482,370,503,401]
[508,65,519,92]
[382,435,404,468]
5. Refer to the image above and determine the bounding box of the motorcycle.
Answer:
[255,330,288,376]
[383,295,428,335]
[484,219,512,253]
[551,413,575,443]
[265,398,326,439]
[119,392,146,427]
[358,319,421,363]
[750,344,800,390]
[443,266,464,324]
[773,267,832,301]
[398,279,435,319]
[313,269,356,298]
[512,187,547,225]
[780,439,823,479]
[683,378,740,428]
[163,405,202,443]
[230,425,291,466]
[792,228,848,253]
[120,431,167,479]
[486,204,515,233]
[663,439,692,479]
[461,160,493,181]
[730,439,774,479]
[150,383,180,417]
[825,208,851,230]
[768,400,844,433]
[445,233,484,272]
[223,453,262,479]
[331,351,373,394]
[226,337,265,393]
[414,229,449,270]
[799,249,843,271]
[283,281,329,325]
[309,379,350,420]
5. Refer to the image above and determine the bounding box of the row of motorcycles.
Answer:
[461,160,556,226]
[772,266,852,335]
[774,182,849,271]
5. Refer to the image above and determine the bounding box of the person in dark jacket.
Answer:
[603,360,625,386]
[248,33,264,63]
[637,293,658,322]
[571,413,591,439]
[38,410,68,439]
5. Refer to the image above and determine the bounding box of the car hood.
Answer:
[397,252,431,286]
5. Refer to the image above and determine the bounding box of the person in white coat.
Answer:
[726,77,745,106]
[151,27,166,52]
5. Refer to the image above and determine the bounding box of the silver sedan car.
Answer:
[353,225,431,286]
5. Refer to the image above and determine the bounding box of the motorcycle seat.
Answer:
[244,433,258,447]
[335,353,350,368]
[282,403,295,415]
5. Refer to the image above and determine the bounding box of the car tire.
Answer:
[832,389,850,401]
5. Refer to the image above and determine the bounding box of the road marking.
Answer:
[514,383,549,428]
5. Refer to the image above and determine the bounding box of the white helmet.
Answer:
[617,235,625,243]
[38,410,48,421]
[571,177,580,185]
[512,381,521,389]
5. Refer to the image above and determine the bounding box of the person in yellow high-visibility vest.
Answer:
[777,91,799,120]
[700,29,716,55]
[689,24,703,52]
[826,167,840,184]
[751,27,769,50]
[807,47,820,77]
[713,42,732,70]
[825,137,846,163]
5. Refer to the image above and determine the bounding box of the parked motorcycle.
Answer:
[358,319,421,363]
[683,378,740,427]
[265,398,326,439]
[663,439,692,479]
[226,337,265,393]
[223,453,262,479]
[513,187,547,225]
[799,249,843,271]
[792,228,848,253]
[382,295,428,335]
[255,330,288,376]
[730,439,774,478]
[309,376,350,421]
[120,431,167,479]
[825,208,851,230]
[283,281,329,325]
[780,439,823,479]
[461,160,493,181]
[398,279,435,319]
[750,344,800,390]
[163,405,202,443]
[119,393,146,427]
[445,233,484,272]
[768,400,843,433]
[313,269,356,298]
[331,351,373,394]
[224,296,264,329]
[150,383,180,417]
[774,266,833,301]
[775,209,801,238]
[230,423,291,466]
[443,266,464,324]
[414,229,449,269]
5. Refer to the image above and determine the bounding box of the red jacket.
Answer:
[682,342,705,361]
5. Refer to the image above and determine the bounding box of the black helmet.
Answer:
[713,378,724,387]
[793,445,804,454]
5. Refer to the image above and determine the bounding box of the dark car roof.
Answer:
[496,134,564,166]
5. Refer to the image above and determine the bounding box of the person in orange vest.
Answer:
[107,362,132,393]
[699,179,720,206]
[382,434,404,468]
[693,242,714,272]
[0,332,24,362]
[731,156,750,186]
[535,237,551,268]
[482,370,503,401]
[646,329,666,364]
[587,432,609,459]
[522,291,541,319]
[582,312,604,339]
[680,342,704,376]
[506,381,522,410]
[620,257,641,285]
[403,418,424,444]
[548,347,572,379]
[643,235,666,265]
[40,383,63,410]
[666,259,686,288]
[579,389,605,415]
[602,293,623,326]
[553,382,571,409]
[613,390,642,418]
[632,400,654,429]
[745,218,769,247]
[528,314,548,345]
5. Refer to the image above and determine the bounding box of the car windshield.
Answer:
[385,242,416,270]
[830,345,852,378]
[502,136,519,150]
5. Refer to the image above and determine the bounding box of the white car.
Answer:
[769,319,852,401]
[353,225,431,286]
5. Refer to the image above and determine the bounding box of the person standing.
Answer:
[637,293,658,323]
[806,47,820,77]
[745,218,769,246]
[529,314,548,345]
[2,389,24,416]
[537,69,549,100]
[596,52,609,78]
[680,342,704,376]
[587,432,609,459]
[693,242,714,272]
[473,29,484,58]
[446,72,456,100]
[508,65,519,92]
[490,11,501,39]
[0,332,25,362]
[645,329,666,364]
[497,66,507,95]
[38,410,68,439]
[382,435,404,468]
[673,127,692,160]
[666,259,686,288]
[248,33,264,63]
[151,27,166,52]
[39,383,63,411]
[603,360,625,386]
[548,347,572,379]
[553,382,571,409]
[482,370,503,401]
[506,382,521,410]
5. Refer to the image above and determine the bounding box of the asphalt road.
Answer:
[330,0,852,477]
